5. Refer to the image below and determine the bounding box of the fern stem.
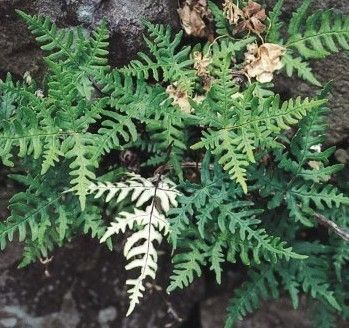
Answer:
[313,213,349,242]
[286,30,349,48]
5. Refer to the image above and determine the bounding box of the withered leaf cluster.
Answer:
[223,0,267,34]
[177,0,213,39]
[193,51,213,90]
[244,43,285,83]
[166,84,192,113]
[193,51,211,77]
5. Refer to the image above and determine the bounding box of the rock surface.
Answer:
[0,238,205,328]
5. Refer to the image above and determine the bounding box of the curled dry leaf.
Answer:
[166,84,192,113]
[223,0,243,25]
[178,0,213,39]
[223,0,267,35]
[167,84,207,113]
[193,51,211,77]
[193,51,213,90]
[238,0,267,34]
[244,43,285,83]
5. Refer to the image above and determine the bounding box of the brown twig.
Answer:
[314,212,349,243]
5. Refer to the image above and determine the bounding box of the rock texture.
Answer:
[0,238,205,328]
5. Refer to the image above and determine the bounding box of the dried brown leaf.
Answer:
[244,43,285,83]
[193,51,213,90]
[166,84,192,113]
[224,0,267,35]
[193,51,211,77]
[178,0,213,38]
[223,0,243,25]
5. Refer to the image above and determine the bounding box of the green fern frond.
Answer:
[333,239,349,281]
[121,22,196,92]
[282,52,321,86]
[226,242,342,327]
[0,175,64,250]
[287,0,313,38]
[266,0,284,43]
[169,155,305,287]
[41,135,64,174]
[312,302,337,328]
[295,248,341,311]
[167,239,208,292]
[209,238,226,284]
[193,86,325,192]
[146,105,188,177]
[194,129,250,193]
[225,266,279,328]
[16,10,78,63]
[208,0,231,36]
[289,183,349,211]
[95,110,137,159]
[206,37,256,66]
[62,133,97,210]
[287,5,349,59]
[85,21,110,71]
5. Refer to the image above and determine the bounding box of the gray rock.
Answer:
[335,148,349,164]
[0,290,80,328]
[0,318,17,328]
[98,306,117,324]
[0,238,205,327]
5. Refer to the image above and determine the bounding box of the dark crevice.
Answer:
[180,302,202,328]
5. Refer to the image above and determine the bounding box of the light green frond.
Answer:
[62,133,97,210]
[266,0,284,43]
[282,52,321,86]
[121,22,196,93]
[287,7,349,59]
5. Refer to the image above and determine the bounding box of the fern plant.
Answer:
[0,0,348,325]
[89,173,178,315]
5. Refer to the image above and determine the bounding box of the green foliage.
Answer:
[192,75,325,192]
[225,265,279,327]
[208,0,232,36]
[225,242,342,327]
[266,0,284,43]
[121,22,196,93]
[0,2,348,325]
[286,4,349,59]
[282,53,321,86]
[168,155,306,293]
